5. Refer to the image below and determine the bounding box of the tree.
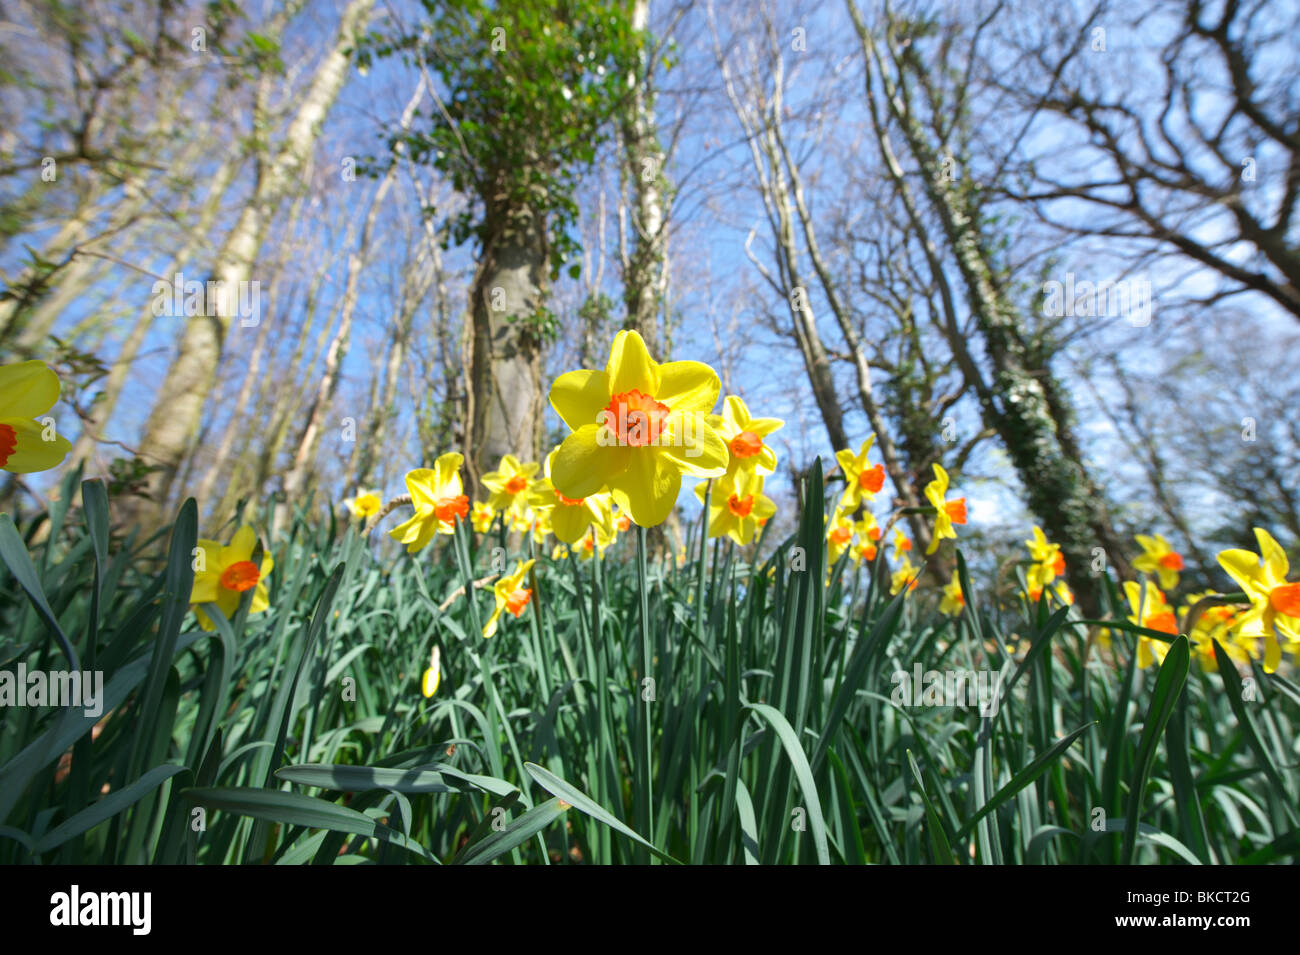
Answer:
[366,0,642,487]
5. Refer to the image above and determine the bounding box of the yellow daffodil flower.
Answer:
[1123,580,1179,669]
[891,555,920,596]
[694,469,777,546]
[342,488,382,521]
[527,449,616,545]
[548,330,728,527]
[471,501,496,534]
[1217,527,1300,672]
[422,645,441,698]
[707,395,783,477]
[0,360,73,473]
[851,538,878,564]
[1133,534,1185,591]
[827,511,856,563]
[834,435,885,513]
[481,454,540,524]
[939,578,965,616]
[389,453,469,553]
[923,464,967,555]
[190,525,274,631]
[1180,592,1250,672]
[483,559,536,639]
[890,527,913,561]
[1024,526,1066,598]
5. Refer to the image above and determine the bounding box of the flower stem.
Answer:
[635,523,654,863]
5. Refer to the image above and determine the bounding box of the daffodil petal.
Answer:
[605,330,659,396]
[0,418,71,473]
[656,360,720,415]
[0,361,61,419]
[609,449,681,527]
[658,413,728,477]
[550,368,611,431]
[552,424,630,499]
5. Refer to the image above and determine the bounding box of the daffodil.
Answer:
[342,488,382,521]
[483,559,536,639]
[834,435,886,513]
[851,539,878,564]
[471,500,496,534]
[548,330,728,527]
[1123,580,1179,669]
[190,525,274,631]
[827,512,856,563]
[923,464,967,555]
[389,453,469,553]
[1133,534,1185,591]
[481,454,540,523]
[1180,592,1250,672]
[708,395,783,476]
[528,449,615,545]
[1024,526,1066,598]
[891,556,920,596]
[1217,527,1300,672]
[694,469,777,546]
[890,527,913,561]
[422,646,442,698]
[939,578,965,616]
[0,360,73,473]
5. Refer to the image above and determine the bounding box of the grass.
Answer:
[0,461,1296,865]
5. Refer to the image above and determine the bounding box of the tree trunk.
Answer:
[464,198,548,490]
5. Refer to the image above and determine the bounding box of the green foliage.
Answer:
[0,465,1296,864]
[361,0,642,275]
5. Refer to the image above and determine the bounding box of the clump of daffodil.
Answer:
[1124,580,1179,669]
[190,525,274,631]
[923,463,967,555]
[834,435,886,514]
[481,454,540,525]
[0,360,73,473]
[827,511,856,563]
[422,645,442,698]
[695,469,776,546]
[708,395,783,477]
[483,559,536,639]
[1024,526,1066,599]
[891,555,920,596]
[342,488,382,522]
[471,500,496,534]
[548,329,728,527]
[1133,533,1185,591]
[1217,527,1300,672]
[939,578,965,616]
[528,449,616,545]
[389,452,469,553]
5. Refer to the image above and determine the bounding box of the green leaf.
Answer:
[1122,636,1189,864]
